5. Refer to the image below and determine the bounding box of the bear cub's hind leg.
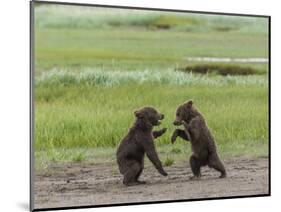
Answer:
[123,160,145,186]
[189,154,202,179]
[207,154,227,178]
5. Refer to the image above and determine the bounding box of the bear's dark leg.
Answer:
[123,160,143,186]
[144,141,168,176]
[189,154,202,179]
[207,154,226,178]
[134,159,146,184]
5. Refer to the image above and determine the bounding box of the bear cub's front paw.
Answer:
[181,120,189,128]
[171,130,178,143]
[160,170,168,176]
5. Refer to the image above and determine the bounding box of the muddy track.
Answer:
[34,156,269,209]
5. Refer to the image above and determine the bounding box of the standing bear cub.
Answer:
[171,100,226,179]
[117,107,168,186]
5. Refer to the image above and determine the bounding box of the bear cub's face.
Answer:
[173,100,193,126]
[134,107,164,126]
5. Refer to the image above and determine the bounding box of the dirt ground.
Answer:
[34,156,269,209]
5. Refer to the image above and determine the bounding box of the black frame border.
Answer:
[30,1,271,211]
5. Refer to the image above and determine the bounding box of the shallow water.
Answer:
[184,57,268,63]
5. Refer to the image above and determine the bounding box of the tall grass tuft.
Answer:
[35,68,268,87]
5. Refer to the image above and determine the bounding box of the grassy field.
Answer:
[35,28,268,71]
[34,4,269,169]
[34,4,268,71]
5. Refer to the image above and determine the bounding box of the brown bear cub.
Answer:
[171,100,226,179]
[117,107,168,186]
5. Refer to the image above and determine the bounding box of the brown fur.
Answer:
[171,100,226,179]
[117,107,168,186]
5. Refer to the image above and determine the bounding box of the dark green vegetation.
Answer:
[177,63,266,75]
[34,4,269,168]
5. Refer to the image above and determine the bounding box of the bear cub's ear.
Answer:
[184,100,193,108]
[134,109,144,118]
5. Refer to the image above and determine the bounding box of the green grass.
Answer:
[164,157,175,166]
[35,139,268,171]
[33,4,269,169]
[35,82,268,149]
[35,4,268,33]
[35,28,268,71]
[34,4,268,71]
